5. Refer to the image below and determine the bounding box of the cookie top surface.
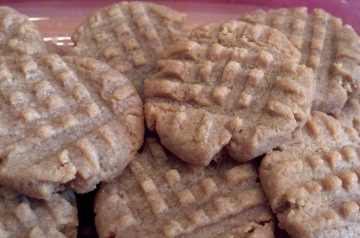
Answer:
[239,7,360,113]
[335,98,360,134]
[0,6,47,55]
[260,111,360,237]
[144,21,315,165]
[95,137,274,238]
[0,187,78,238]
[71,1,186,94]
[0,54,144,199]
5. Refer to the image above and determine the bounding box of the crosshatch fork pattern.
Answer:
[0,7,47,55]
[72,1,186,92]
[0,187,78,238]
[260,112,360,237]
[144,21,315,165]
[240,7,360,113]
[95,138,274,238]
[0,54,143,199]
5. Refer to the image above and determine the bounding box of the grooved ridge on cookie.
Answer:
[95,138,274,238]
[0,187,78,238]
[239,7,360,113]
[144,21,315,165]
[0,54,144,199]
[260,112,360,238]
[71,1,186,94]
[0,6,47,55]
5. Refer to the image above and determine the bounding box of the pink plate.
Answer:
[3,0,360,50]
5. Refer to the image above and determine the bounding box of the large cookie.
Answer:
[71,1,186,94]
[0,187,78,238]
[239,7,360,113]
[144,21,314,165]
[260,111,360,237]
[95,138,274,238]
[0,6,47,55]
[0,54,144,199]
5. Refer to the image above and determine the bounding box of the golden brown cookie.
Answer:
[260,111,360,237]
[0,54,144,199]
[71,1,186,94]
[239,7,360,113]
[0,6,47,55]
[144,21,315,165]
[0,187,78,238]
[95,138,274,238]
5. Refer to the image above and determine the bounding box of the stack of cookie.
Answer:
[1,2,360,238]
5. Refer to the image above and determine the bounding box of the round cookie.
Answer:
[260,111,360,237]
[95,137,274,238]
[71,1,186,94]
[0,54,144,199]
[239,7,360,113]
[144,21,315,165]
[0,6,47,55]
[0,187,78,238]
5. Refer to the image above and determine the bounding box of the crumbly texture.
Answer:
[0,6,47,54]
[260,111,360,238]
[239,7,360,113]
[0,187,78,238]
[71,1,186,94]
[145,21,315,165]
[95,138,274,238]
[0,54,144,199]
[334,98,360,134]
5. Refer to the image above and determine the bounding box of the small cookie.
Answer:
[71,1,186,94]
[260,111,360,237]
[95,138,274,238]
[0,6,47,54]
[0,54,144,199]
[0,187,78,238]
[145,21,315,165]
[239,7,360,113]
[335,98,360,134]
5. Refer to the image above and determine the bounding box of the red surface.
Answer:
[0,0,359,49]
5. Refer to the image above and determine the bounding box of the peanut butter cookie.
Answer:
[95,138,274,238]
[0,54,143,198]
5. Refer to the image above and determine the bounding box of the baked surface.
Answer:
[71,1,186,95]
[260,111,360,237]
[240,7,360,113]
[145,21,314,165]
[0,54,144,199]
[95,137,274,238]
[0,6,46,55]
[0,187,78,238]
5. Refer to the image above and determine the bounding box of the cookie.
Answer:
[71,1,186,94]
[260,111,360,237]
[335,98,360,134]
[0,187,78,238]
[0,6,47,55]
[0,54,144,199]
[189,20,300,61]
[144,21,315,165]
[239,7,360,113]
[95,138,274,238]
